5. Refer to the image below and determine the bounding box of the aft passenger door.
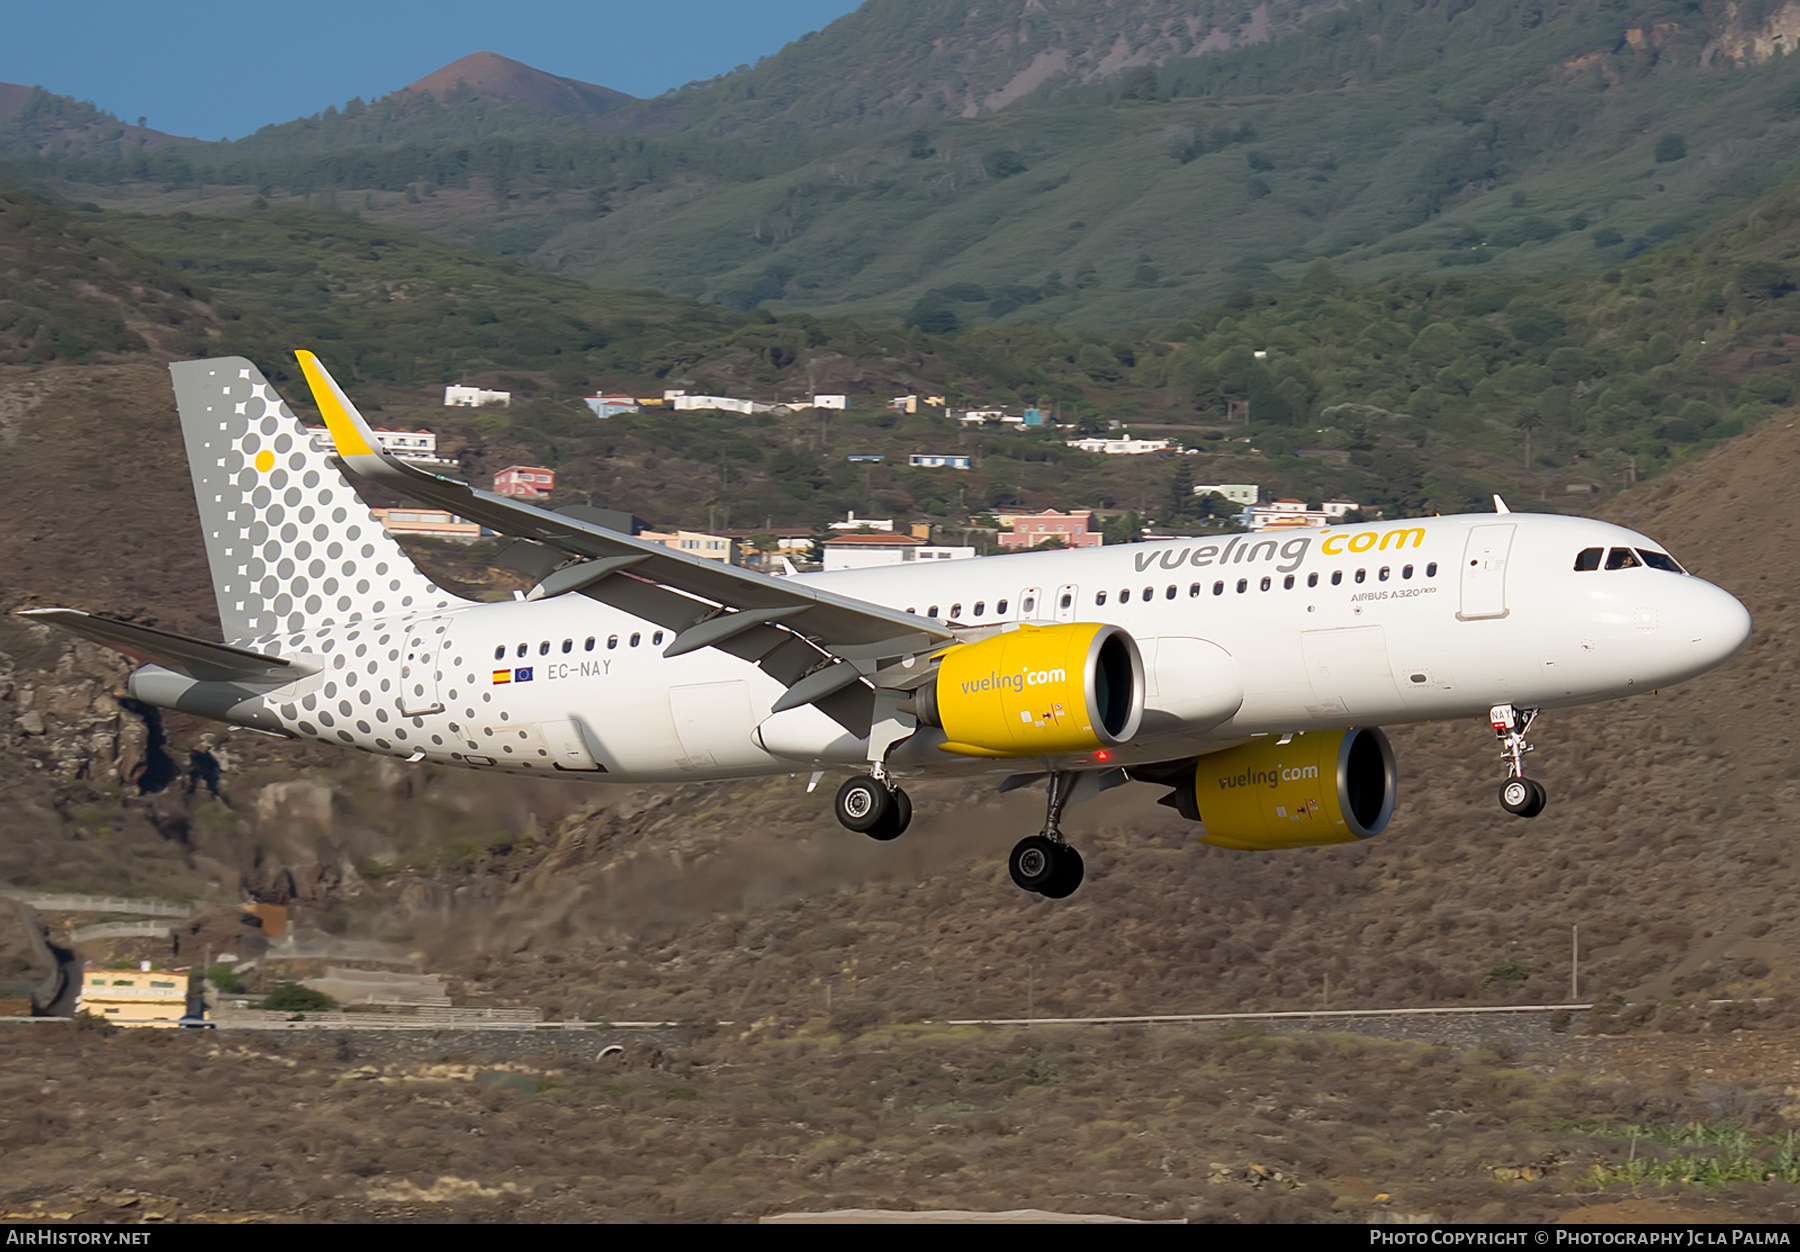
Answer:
[399,617,447,716]
[1458,524,1515,621]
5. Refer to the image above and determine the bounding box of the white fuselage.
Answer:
[133,512,1750,782]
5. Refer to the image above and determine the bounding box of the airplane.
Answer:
[22,353,1752,899]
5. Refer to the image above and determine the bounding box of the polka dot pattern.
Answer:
[170,357,458,644]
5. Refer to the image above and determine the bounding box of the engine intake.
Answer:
[916,623,1144,758]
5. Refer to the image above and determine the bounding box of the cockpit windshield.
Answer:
[1575,546,1686,573]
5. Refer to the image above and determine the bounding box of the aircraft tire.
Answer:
[1499,777,1547,818]
[835,776,893,833]
[1037,845,1085,899]
[1008,835,1062,893]
[865,788,912,841]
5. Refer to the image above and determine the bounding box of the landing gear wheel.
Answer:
[835,775,892,833]
[865,787,912,842]
[1037,845,1085,899]
[1498,777,1547,818]
[1008,838,1085,898]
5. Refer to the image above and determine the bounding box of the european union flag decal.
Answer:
[514,667,534,683]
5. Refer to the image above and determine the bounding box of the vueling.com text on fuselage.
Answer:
[1128,527,1426,578]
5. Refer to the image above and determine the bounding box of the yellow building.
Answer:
[78,965,192,1028]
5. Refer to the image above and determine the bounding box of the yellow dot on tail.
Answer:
[254,450,275,473]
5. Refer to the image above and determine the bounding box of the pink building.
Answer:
[998,509,1104,551]
[494,465,554,499]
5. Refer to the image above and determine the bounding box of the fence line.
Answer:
[944,1003,1596,1027]
[1,890,191,919]
[70,922,174,943]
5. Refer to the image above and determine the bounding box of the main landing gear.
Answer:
[1009,772,1085,900]
[1490,703,1547,818]
[834,774,912,841]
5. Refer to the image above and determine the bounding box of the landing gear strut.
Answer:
[833,775,912,841]
[1490,703,1547,818]
[1009,772,1086,898]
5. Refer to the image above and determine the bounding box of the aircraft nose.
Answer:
[1686,579,1752,672]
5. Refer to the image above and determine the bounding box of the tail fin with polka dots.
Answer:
[168,356,466,644]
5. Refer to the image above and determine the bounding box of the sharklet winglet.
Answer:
[294,349,378,458]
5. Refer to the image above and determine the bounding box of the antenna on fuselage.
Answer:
[1493,495,1512,514]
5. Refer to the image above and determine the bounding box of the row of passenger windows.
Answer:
[1102,563,1439,602]
[899,564,1440,619]
[1573,546,1684,573]
[495,631,666,660]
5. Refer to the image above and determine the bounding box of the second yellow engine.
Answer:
[1162,728,1396,850]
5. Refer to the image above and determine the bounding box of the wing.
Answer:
[20,608,318,685]
[294,351,956,718]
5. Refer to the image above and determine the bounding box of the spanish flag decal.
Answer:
[492,669,512,684]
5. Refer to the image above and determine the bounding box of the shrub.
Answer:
[260,983,337,1012]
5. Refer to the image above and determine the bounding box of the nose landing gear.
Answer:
[1008,772,1086,898]
[833,774,912,841]
[1490,704,1547,818]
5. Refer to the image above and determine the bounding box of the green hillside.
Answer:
[63,179,1795,535]
[16,0,1800,331]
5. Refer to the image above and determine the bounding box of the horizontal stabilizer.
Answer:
[19,609,317,685]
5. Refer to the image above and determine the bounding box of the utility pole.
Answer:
[1571,925,1579,1001]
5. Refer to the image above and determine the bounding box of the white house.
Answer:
[444,385,510,408]
[908,453,972,469]
[306,427,450,464]
[1066,437,1174,456]
[1193,483,1261,506]
[822,533,976,571]
[828,511,894,532]
[811,395,849,410]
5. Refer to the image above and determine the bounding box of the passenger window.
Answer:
[973,602,985,617]
[653,630,664,645]
[1354,569,1366,584]
[1165,585,1176,600]
[1574,547,1603,572]
[1402,565,1413,580]
[1236,579,1247,593]
[1378,567,1390,582]
[950,603,962,618]
[1213,581,1224,596]
[538,640,550,655]
[630,633,641,647]
[928,605,940,617]
[607,635,618,650]
[1060,593,1073,609]
[516,643,527,658]
[1259,576,1271,591]
[585,637,595,651]
[1022,597,1035,614]
[1637,549,1684,573]
[562,639,573,653]
[1307,572,1319,588]
[1605,547,1641,570]
[1120,588,1131,603]
[494,645,505,660]
[1426,562,1438,577]
[1095,591,1107,606]
[997,599,1009,614]
[1189,583,1201,597]
[1141,587,1151,601]
[1331,571,1343,586]
[1283,574,1295,590]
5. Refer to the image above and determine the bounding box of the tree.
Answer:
[1515,410,1544,469]
[261,983,337,1013]
[1166,460,1195,523]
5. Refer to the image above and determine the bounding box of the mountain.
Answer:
[397,51,633,120]
[0,83,197,159]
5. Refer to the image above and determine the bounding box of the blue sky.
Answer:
[1,1,864,140]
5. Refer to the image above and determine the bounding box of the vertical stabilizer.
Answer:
[169,356,464,643]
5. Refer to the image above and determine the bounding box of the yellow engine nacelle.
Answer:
[1172,728,1396,850]
[915,623,1144,758]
